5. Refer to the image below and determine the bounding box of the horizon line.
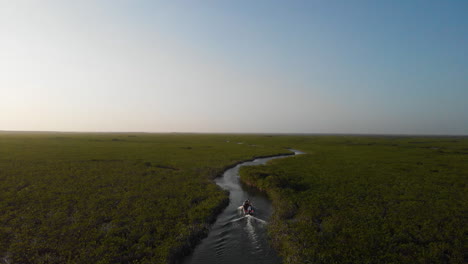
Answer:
[1,130,467,137]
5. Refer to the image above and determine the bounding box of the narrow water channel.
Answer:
[183,150,303,264]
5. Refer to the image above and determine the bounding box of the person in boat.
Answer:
[243,199,252,213]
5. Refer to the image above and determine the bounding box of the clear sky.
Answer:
[1,1,467,134]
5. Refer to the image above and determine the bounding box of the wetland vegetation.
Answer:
[1,132,466,263]
[241,136,467,263]
[0,132,286,263]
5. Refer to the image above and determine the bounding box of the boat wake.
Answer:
[229,214,267,224]
[183,151,303,264]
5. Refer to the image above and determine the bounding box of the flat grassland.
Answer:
[241,136,467,263]
[0,133,286,263]
[1,133,467,263]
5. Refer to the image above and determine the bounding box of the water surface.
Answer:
[183,150,303,264]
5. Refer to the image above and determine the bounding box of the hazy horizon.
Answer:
[1,1,467,135]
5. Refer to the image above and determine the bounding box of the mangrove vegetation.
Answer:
[1,132,466,263]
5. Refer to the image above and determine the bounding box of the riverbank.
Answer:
[170,151,293,264]
[239,136,467,263]
[0,133,289,263]
[168,195,229,264]
[182,151,299,264]
[2,133,465,263]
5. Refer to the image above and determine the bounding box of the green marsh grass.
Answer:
[240,136,467,263]
[0,132,286,263]
[1,133,466,263]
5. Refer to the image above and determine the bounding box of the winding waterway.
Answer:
[183,150,303,264]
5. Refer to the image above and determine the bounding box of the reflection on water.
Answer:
[183,150,302,264]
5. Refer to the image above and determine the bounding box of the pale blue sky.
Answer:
[1,1,467,134]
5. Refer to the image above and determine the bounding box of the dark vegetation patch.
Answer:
[142,162,179,171]
[90,159,123,162]
[155,165,179,171]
